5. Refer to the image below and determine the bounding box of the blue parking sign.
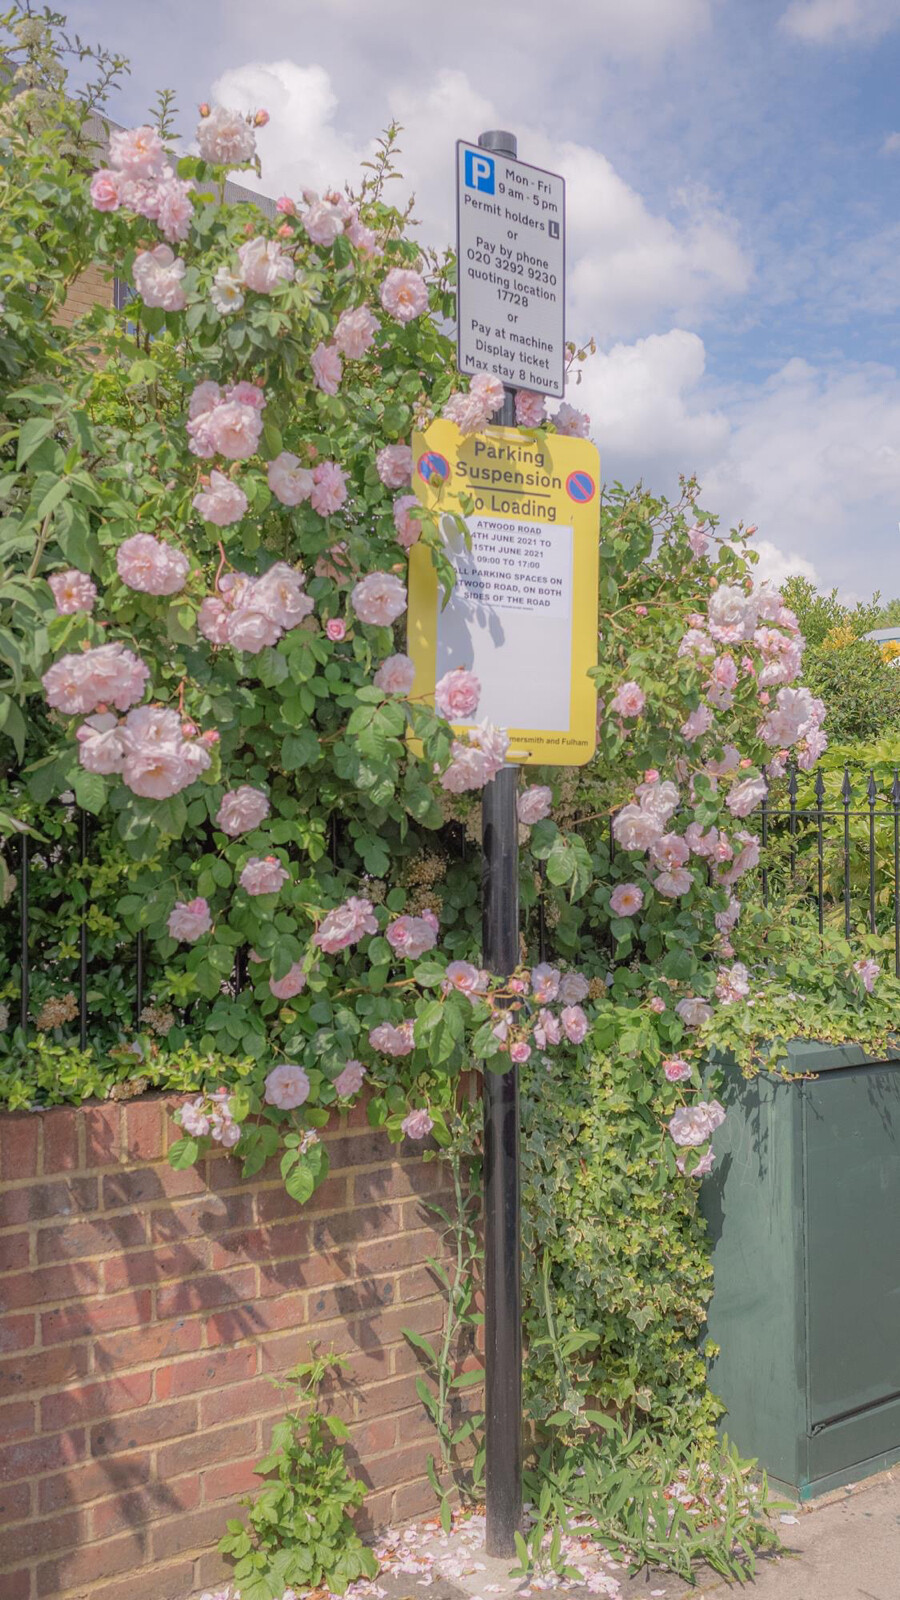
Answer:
[464,149,495,193]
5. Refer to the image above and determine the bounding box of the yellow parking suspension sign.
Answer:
[407,419,600,766]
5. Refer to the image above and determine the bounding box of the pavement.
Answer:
[362,1469,900,1600]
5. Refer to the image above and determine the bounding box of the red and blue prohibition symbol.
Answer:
[566,469,596,503]
[418,451,450,483]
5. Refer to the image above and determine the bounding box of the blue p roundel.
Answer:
[418,451,450,484]
[566,470,596,503]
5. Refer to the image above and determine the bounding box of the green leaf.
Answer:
[72,770,108,815]
[168,1136,200,1170]
[16,416,56,469]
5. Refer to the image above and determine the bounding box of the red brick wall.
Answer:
[0,1094,462,1600]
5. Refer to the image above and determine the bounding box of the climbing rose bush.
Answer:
[1,44,889,1213]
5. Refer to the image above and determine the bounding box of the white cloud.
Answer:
[780,0,900,43]
[749,539,818,587]
[571,338,900,596]
[212,61,751,342]
[882,131,900,153]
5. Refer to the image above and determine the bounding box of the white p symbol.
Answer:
[467,152,494,192]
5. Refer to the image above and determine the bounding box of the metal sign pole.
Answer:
[478,126,523,1561]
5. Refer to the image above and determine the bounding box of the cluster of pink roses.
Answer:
[89,123,194,242]
[440,721,510,793]
[267,452,349,517]
[198,561,314,654]
[187,379,265,461]
[440,379,588,439]
[299,186,379,258]
[43,642,149,714]
[176,1087,240,1147]
[76,706,213,799]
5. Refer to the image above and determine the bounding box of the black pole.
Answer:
[478,127,522,1562]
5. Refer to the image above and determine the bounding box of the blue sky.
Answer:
[65,0,900,598]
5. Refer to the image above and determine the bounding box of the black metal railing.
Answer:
[6,764,900,1045]
[758,765,900,975]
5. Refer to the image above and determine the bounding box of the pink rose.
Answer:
[304,200,343,247]
[334,306,378,359]
[401,1108,434,1140]
[557,977,589,1007]
[376,444,413,488]
[48,570,97,615]
[133,244,187,310]
[197,597,231,645]
[325,618,346,642]
[611,681,645,719]
[678,1148,716,1178]
[374,654,416,695]
[117,533,189,596]
[264,1063,310,1110]
[216,786,270,837]
[43,644,149,715]
[385,915,438,960]
[561,1005,588,1044]
[610,883,644,916]
[510,1040,531,1064]
[442,961,487,998]
[351,571,407,627]
[517,785,552,826]
[237,237,294,293]
[267,452,314,507]
[650,833,690,872]
[687,523,709,559]
[369,1021,416,1057]
[226,608,281,653]
[515,390,546,427]
[269,963,308,1000]
[649,996,667,1014]
[553,403,590,438]
[726,775,768,818]
[346,217,379,256]
[192,470,247,527]
[675,997,712,1028]
[311,341,343,395]
[90,168,120,211]
[154,178,194,245]
[380,268,428,323]
[276,195,297,215]
[240,856,289,895]
[76,713,125,775]
[310,461,348,516]
[680,705,713,743]
[314,895,378,953]
[252,562,314,629]
[715,962,751,1004]
[109,124,166,180]
[534,1009,562,1048]
[196,106,256,166]
[118,705,210,800]
[654,867,693,898]
[334,1060,366,1097]
[392,495,421,549]
[440,721,509,793]
[168,898,212,942]
[663,1057,692,1082]
[854,957,879,994]
[530,964,560,1003]
[669,1101,725,1147]
[434,667,481,721]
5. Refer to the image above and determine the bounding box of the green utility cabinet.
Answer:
[701,1042,900,1499]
